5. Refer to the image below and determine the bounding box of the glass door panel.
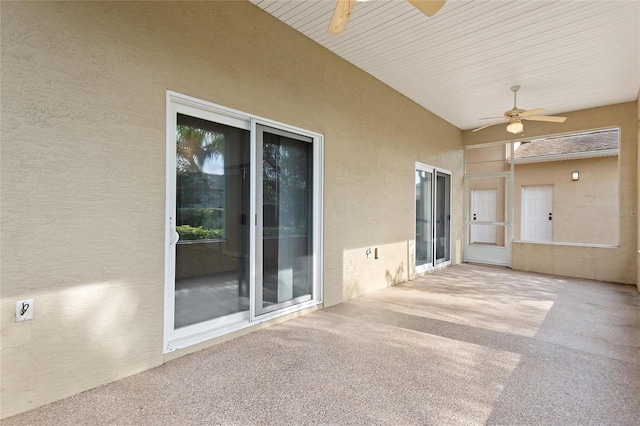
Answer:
[415,164,451,274]
[174,113,250,328]
[415,169,433,272]
[435,171,451,264]
[257,125,313,316]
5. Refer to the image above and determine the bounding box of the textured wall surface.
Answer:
[0,1,463,417]
[463,102,638,284]
[514,156,619,245]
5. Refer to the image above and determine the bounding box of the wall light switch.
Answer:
[16,299,34,322]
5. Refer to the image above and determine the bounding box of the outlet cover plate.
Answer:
[16,299,34,321]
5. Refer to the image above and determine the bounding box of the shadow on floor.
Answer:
[3,264,640,425]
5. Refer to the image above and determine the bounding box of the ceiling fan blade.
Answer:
[407,0,446,17]
[479,116,504,120]
[520,108,547,117]
[472,122,502,132]
[524,115,567,123]
[328,0,355,34]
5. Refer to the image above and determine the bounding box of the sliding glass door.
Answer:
[256,125,314,315]
[435,171,451,264]
[415,163,451,274]
[174,114,250,329]
[415,168,434,271]
[165,92,323,352]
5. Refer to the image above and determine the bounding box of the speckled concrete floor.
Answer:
[4,264,640,425]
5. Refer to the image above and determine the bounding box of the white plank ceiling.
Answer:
[251,0,639,131]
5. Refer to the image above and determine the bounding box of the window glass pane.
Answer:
[469,224,507,247]
[435,172,451,262]
[174,113,250,328]
[262,131,313,309]
[415,170,433,267]
[514,129,619,244]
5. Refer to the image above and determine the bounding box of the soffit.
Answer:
[251,0,640,131]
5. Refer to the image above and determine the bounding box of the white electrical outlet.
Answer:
[16,299,34,322]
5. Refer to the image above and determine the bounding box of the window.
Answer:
[514,129,619,245]
[464,128,620,267]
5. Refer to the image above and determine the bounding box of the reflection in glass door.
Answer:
[415,169,433,272]
[256,125,313,315]
[415,164,451,274]
[174,114,250,329]
[435,171,451,264]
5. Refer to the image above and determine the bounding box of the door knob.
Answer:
[168,217,180,245]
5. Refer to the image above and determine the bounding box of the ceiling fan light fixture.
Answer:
[472,86,566,133]
[507,120,523,134]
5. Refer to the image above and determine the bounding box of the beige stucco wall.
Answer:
[514,156,619,245]
[463,102,638,284]
[0,1,463,418]
[465,143,509,174]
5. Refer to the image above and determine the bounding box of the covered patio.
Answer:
[5,264,639,425]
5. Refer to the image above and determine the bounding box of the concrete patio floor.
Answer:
[3,264,640,425]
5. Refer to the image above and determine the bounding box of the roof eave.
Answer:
[513,149,619,164]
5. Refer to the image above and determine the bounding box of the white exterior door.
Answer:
[471,189,497,243]
[522,185,553,242]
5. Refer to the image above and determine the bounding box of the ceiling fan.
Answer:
[472,85,567,134]
[328,0,445,34]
